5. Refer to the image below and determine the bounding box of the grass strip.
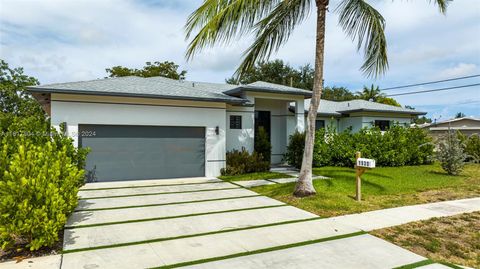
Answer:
[80,180,225,191]
[222,180,247,188]
[392,259,435,269]
[439,262,464,269]
[61,216,324,254]
[74,194,261,212]
[264,178,281,184]
[79,187,240,200]
[66,204,287,229]
[150,231,367,269]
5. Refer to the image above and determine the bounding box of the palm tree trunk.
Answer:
[293,0,328,197]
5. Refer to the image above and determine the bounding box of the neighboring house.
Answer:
[302,99,425,132]
[28,76,423,182]
[420,117,480,138]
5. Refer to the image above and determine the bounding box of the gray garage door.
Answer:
[79,125,205,182]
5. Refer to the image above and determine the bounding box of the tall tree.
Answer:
[185,0,448,197]
[106,61,187,80]
[226,59,314,90]
[323,86,356,101]
[0,60,45,127]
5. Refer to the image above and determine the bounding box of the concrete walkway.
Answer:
[2,177,478,269]
[330,197,480,231]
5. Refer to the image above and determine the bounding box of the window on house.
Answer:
[375,120,390,131]
[230,115,242,129]
[315,120,325,130]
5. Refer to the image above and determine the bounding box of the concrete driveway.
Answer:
[61,177,431,269]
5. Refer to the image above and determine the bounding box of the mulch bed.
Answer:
[0,230,63,263]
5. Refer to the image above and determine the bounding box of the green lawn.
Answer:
[252,164,480,217]
[218,171,294,181]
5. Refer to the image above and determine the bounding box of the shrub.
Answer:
[0,139,84,250]
[254,127,271,163]
[457,132,480,163]
[285,125,434,168]
[0,117,88,251]
[437,131,467,175]
[284,131,305,169]
[221,148,270,176]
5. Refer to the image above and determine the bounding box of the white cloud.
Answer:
[437,63,478,79]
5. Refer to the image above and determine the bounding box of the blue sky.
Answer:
[0,0,479,120]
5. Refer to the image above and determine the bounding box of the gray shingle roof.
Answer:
[225,81,313,97]
[304,99,426,116]
[28,76,247,104]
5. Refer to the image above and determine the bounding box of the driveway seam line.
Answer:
[74,194,262,212]
[79,187,240,200]
[80,181,225,191]
[61,216,325,254]
[392,259,434,269]
[65,204,288,229]
[148,231,367,269]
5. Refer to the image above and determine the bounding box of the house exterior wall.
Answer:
[50,94,227,177]
[424,119,480,138]
[332,112,413,132]
[226,104,255,153]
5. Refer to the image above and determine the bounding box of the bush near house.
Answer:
[221,148,270,176]
[285,125,434,168]
[254,127,271,163]
[0,119,88,251]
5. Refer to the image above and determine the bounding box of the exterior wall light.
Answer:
[215,126,220,135]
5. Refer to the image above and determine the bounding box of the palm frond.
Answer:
[336,0,388,78]
[184,0,279,60]
[429,0,450,14]
[235,0,311,76]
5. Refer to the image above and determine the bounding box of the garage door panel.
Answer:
[79,125,205,182]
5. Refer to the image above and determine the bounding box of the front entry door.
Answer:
[255,111,271,142]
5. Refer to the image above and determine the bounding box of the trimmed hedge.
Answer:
[286,125,434,168]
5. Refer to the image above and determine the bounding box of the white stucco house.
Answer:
[29,76,424,182]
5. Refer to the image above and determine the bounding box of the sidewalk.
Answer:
[329,197,480,231]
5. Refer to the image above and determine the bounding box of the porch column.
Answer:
[295,99,305,132]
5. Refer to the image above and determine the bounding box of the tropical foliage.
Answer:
[357,84,401,107]
[221,148,270,176]
[285,125,434,168]
[437,131,467,175]
[254,127,272,163]
[226,59,314,90]
[185,0,448,196]
[0,60,88,251]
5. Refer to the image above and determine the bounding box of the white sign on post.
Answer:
[356,158,376,168]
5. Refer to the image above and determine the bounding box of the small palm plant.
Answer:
[357,84,384,102]
[185,0,449,197]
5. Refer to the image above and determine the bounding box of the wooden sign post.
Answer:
[354,152,375,202]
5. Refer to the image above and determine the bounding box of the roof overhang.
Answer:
[27,86,249,105]
[337,108,427,116]
[224,86,313,98]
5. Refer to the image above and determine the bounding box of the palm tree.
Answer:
[357,84,384,101]
[185,0,448,197]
